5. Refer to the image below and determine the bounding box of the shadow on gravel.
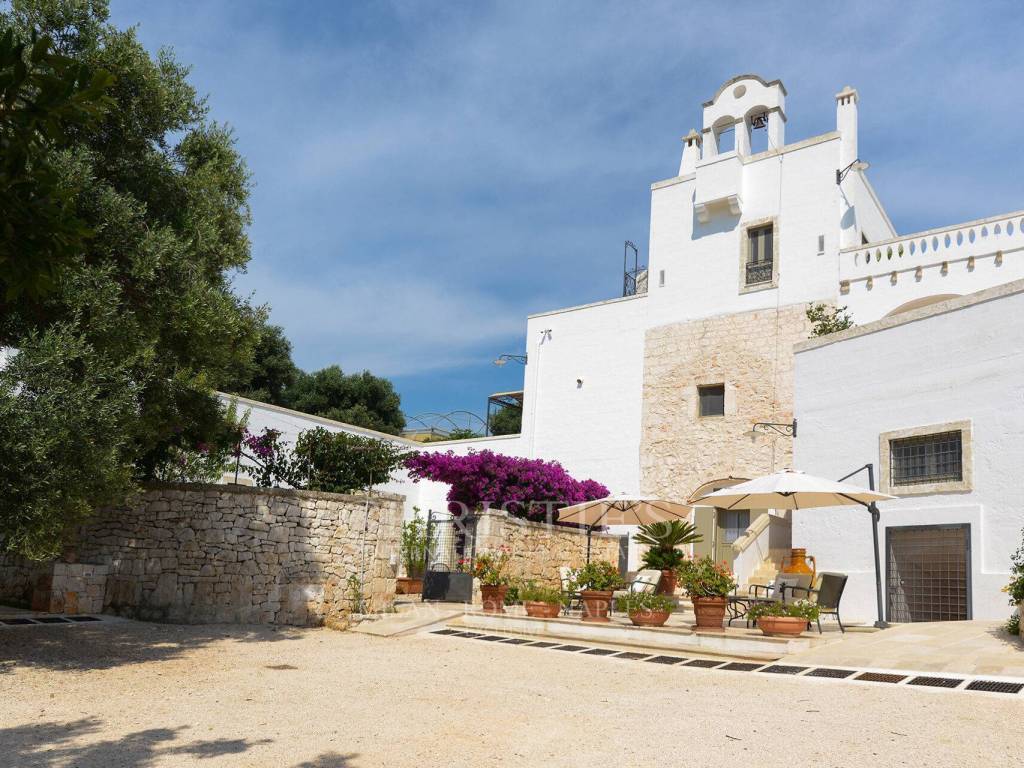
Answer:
[0,717,358,767]
[0,620,306,672]
[0,717,268,767]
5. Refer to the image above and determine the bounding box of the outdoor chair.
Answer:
[788,571,849,633]
[728,573,813,627]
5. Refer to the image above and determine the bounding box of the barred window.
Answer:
[890,431,963,486]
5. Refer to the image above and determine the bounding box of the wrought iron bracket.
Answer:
[750,418,797,437]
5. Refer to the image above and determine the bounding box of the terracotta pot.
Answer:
[395,577,423,595]
[480,585,508,614]
[524,601,561,619]
[629,609,671,627]
[756,615,808,637]
[579,590,614,622]
[691,595,728,629]
[658,569,677,595]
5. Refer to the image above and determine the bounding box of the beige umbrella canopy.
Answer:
[690,468,895,628]
[558,494,693,526]
[689,469,894,509]
[558,494,693,563]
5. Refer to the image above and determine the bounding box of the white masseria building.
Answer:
[238,75,1024,623]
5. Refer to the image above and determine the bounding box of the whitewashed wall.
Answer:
[522,294,647,495]
[793,280,1024,622]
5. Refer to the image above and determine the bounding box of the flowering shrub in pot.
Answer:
[746,601,819,637]
[675,556,737,629]
[397,510,433,594]
[472,548,511,613]
[519,581,564,619]
[569,561,625,622]
[616,591,675,627]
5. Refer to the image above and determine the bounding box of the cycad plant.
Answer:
[635,520,703,571]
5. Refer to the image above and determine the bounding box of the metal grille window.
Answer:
[890,431,962,486]
[698,384,725,417]
[745,224,773,285]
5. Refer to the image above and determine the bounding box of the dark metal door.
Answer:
[421,511,476,602]
[886,524,970,622]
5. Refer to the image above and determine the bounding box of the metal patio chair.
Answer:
[789,572,849,633]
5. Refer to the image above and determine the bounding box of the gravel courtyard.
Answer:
[1,619,1018,768]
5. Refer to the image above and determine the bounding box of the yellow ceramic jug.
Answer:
[783,548,816,581]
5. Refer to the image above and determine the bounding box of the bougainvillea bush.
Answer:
[403,449,608,522]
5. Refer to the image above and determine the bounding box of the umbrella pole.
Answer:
[864,463,889,629]
[586,525,592,564]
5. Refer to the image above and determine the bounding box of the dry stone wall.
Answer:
[0,484,405,627]
[473,509,622,586]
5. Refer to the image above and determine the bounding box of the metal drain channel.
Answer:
[429,629,1024,695]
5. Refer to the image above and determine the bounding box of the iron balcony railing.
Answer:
[745,260,773,285]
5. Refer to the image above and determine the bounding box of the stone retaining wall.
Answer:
[1,484,404,627]
[473,509,622,586]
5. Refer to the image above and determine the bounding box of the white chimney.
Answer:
[679,129,702,176]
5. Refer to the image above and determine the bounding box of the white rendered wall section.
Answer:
[793,284,1024,621]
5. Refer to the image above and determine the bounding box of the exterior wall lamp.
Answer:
[493,354,527,366]
[746,419,797,438]
[836,159,869,185]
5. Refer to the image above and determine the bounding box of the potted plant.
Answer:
[747,601,819,637]
[519,580,563,618]
[569,561,625,622]
[675,556,737,629]
[397,511,431,594]
[616,591,675,627]
[634,520,703,595]
[472,548,511,613]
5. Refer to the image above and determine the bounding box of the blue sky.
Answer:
[111,0,1023,423]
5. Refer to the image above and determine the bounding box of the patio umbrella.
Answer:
[690,469,895,628]
[558,494,693,563]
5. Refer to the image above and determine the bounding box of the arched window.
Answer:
[714,118,736,154]
[746,107,770,153]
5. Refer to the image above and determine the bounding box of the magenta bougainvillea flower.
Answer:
[403,449,608,522]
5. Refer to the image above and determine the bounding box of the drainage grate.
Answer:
[720,662,764,672]
[582,648,617,656]
[684,659,724,668]
[35,617,71,624]
[475,635,507,641]
[612,652,650,660]
[965,680,1024,694]
[66,615,102,622]
[527,641,559,648]
[454,631,483,638]
[552,645,589,652]
[907,676,963,689]
[0,618,38,625]
[498,637,531,645]
[761,665,809,675]
[431,629,459,635]
[644,655,686,665]
[806,668,856,679]
[855,672,907,684]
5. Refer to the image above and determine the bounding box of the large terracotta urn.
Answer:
[658,569,677,595]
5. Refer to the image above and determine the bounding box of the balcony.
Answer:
[745,260,773,286]
[694,152,743,223]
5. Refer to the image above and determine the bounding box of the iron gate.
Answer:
[887,524,971,622]
[421,511,476,602]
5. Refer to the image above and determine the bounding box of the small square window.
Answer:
[817,234,825,254]
[698,384,725,417]
[890,431,963,486]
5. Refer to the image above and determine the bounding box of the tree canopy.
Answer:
[283,365,406,435]
[0,0,262,557]
[488,405,522,436]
